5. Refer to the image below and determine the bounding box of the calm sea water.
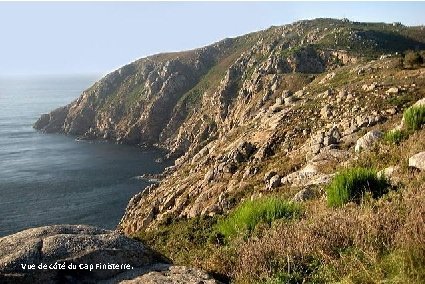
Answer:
[0,75,169,237]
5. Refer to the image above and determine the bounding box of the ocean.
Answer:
[0,75,169,237]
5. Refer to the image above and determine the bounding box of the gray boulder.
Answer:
[267,175,281,190]
[264,170,277,182]
[281,90,292,98]
[309,126,341,156]
[409,152,425,171]
[284,96,295,105]
[377,166,400,185]
[323,126,341,146]
[120,264,221,284]
[291,187,318,202]
[355,130,383,152]
[227,141,256,164]
[320,105,332,119]
[377,166,398,179]
[386,87,399,94]
[0,225,165,283]
[412,97,425,107]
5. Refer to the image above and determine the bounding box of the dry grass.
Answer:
[352,128,425,173]
[137,111,425,284]
[232,127,425,283]
[234,177,424,283]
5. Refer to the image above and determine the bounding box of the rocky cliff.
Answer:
[33,18,425,235]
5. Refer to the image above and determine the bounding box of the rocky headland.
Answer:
[3,18,425,283]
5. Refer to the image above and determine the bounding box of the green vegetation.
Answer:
[217,197,301,240]
[98,81,146,113]
[387,94,412,108]
[403,105,425,131]
[384,129,409,145]
[327,69,352,88]
[316,23,425,59]
[176,32,260,111]
[137,216,219,265]
[279,45,303,59]
[181,87,206,109]
[404,50,424,68]
[326,167,390,207]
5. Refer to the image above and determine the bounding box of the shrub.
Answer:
[384,129,408,145]
[403,105,425,131]
[327,167,390,207]
[217,197,301,240]
[404,50,423,67]
[137,216,222,266]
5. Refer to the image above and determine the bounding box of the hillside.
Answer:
[34,19,425,157]
[33,18,425,283]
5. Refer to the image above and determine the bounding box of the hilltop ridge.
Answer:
[34,18,425,156]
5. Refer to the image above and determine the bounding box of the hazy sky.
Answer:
[1,2,424,76]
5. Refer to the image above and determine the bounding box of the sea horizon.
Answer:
[0,74,169,237]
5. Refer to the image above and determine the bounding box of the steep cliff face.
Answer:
[34,19,425,234]
[34,37,242,149]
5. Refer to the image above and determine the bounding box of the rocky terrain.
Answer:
[0,225,220,283]
[24,18,425,283]
[113,19,425,234]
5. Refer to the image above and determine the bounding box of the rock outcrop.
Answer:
[291,186,319,203]
[0,225,162,283]
[120,265,220,284]
[355,130,384,152]
[0,225,219,284]
[409,152,425,171]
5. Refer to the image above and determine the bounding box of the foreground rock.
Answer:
[0,225,218,284]
[291,186,320,202]
[355,130,383,152]
[120,265,220,284]
[377,166,400,184]
[409,152,425,171]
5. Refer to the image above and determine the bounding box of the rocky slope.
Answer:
[117,20,425,234]
[119,55,425,234]
[33,18,425,235]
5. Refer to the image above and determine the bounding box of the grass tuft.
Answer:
[326,167,390,207]
[403,105,425,131]
[384,129,409,145]
[217,197,301,240]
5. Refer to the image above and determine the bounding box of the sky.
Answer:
[0,2,424,76]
